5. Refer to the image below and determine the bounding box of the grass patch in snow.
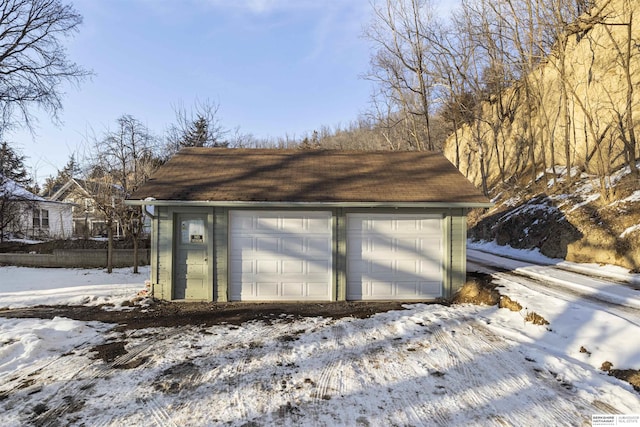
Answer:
[451,272,499,305]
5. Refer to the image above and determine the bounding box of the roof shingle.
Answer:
[128,148,490,206]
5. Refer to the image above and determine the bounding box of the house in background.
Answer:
[127,148,492,303]
[47,178,124,238]
[0,176,73,240]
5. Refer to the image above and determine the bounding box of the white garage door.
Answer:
[229,211,333,301]
[347,214,443,300]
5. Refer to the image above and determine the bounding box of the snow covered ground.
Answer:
[0,266,149,308]
[1,247,639,426]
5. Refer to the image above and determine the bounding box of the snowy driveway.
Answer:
[1,256,640,426]
[2,301,639,426]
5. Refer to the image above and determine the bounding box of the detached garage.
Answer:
[127,148,491,302]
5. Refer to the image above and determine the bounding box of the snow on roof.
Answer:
[0,175,46,201]
[1,175,74,206]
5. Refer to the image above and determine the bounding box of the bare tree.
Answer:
[90,115,160,273]
[0,0,89,134]
[599,0,639,177]
[364,0,440,151]
[366,93,406,151]
[165,99,228,157]
[435,0,608,190]
[441,1,500,194]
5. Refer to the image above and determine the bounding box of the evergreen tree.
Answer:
[165,100,229,157]
[0,142,33,242]
[41,154,82,196]
[183,115,209,147]
[59,154,81,179]
[181,115,229,148]
[0,142,30,185]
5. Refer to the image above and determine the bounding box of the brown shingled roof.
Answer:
[128,148,490,206]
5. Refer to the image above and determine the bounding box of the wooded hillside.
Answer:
[443,0,639,196]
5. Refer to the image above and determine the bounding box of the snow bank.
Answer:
[0,266,149,309]
[0,317,110,378]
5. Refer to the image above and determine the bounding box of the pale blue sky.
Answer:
[11,0,375,183]
[12,0,460,184]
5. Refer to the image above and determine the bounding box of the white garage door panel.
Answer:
[230,211,333,301]
[347,214,443,300]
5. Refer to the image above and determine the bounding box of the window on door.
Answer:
[180,218,205,244]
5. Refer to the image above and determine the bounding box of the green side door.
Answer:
[174,213,209,300]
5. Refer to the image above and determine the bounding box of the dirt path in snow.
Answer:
[2,305,626,426]
[2,269,637,425]
[0,300,408,329]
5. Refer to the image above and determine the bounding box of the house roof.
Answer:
[0,175,71,206]
[48,178,124,202]
[127,148,492,207]
[0,175,52,202]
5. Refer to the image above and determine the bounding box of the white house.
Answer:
[0,176,73,240]
[47,178,129,238]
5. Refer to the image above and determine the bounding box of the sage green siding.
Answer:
[334,208,347,301]
[442,214,452,299]
[449,209,468,297]
[152,206,214,301]
[156,206,172,300]
[149,205,470,302]
[213,207,228,302]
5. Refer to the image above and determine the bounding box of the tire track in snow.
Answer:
[312,322,347,402]
[437,321,528,420]
[419,318,597,426]
[314,358,343,402]
[29,329,180,427]
[339,316,430,427]
[387,321,440,427]
[299,321,349,426]
[224,355,251,421]
[468,254,640,325]
[221,321,301,423]
[144,395,178,427]
[495,271,640,327]
[0,337,98,400]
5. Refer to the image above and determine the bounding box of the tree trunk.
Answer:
[133,230,139,274]
[624,11,638,176]
[107,220,113,274]
[475,118,489,196]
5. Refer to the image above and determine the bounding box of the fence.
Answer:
[0,249,150,268]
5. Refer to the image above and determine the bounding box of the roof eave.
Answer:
[125,199,494,209]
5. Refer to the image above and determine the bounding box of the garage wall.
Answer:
[154,206,170,300]
[214,207,228,302]
[337,208,466,300]
[150,205,469,302]
[449,211,468,297]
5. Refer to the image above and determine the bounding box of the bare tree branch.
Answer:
[0,0,90,135]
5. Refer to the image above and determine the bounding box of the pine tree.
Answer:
[0,142,33,242]
[59,154,81,180]
[183,116,209,147]
[41,154,82,196]
[0,142,30,185]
